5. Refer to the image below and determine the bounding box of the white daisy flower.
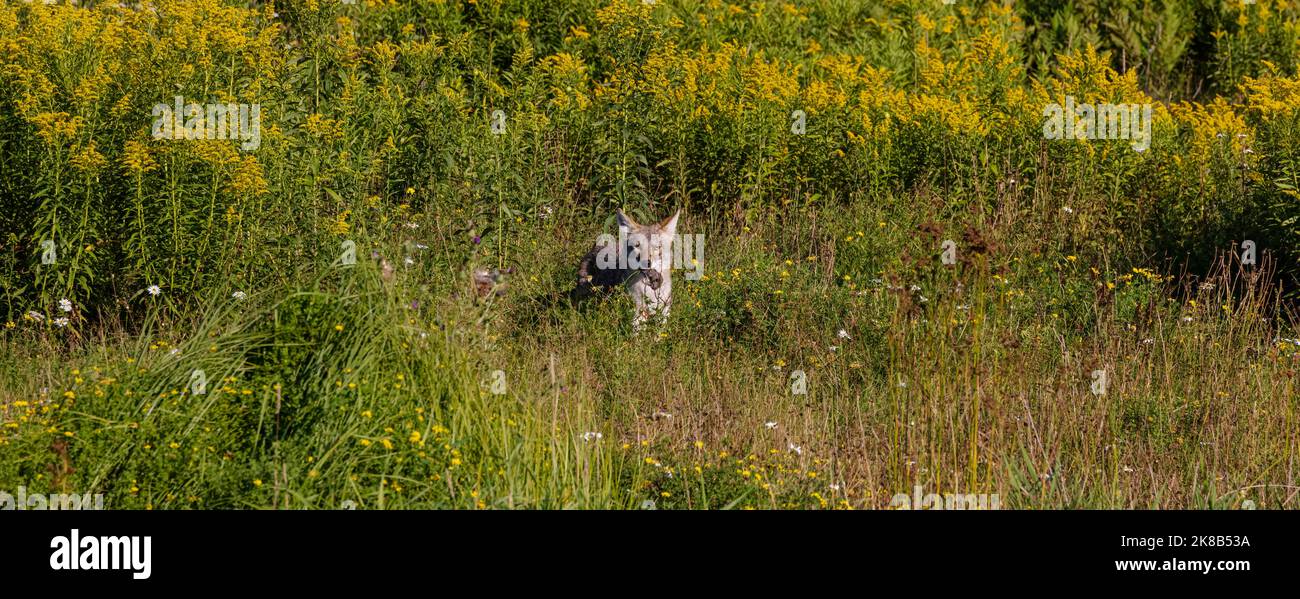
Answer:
[764,421,778,430]
[53,317,69,328]
[232,291,247,300]
[59,299,72,312]
[837,329,851,339]
[146,285,161,296]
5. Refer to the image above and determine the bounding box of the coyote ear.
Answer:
[660,209,681,235]
[616,210,639,231]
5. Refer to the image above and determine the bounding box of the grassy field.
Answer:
[3,0,1300,509]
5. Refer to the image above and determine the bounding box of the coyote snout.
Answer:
[572,209,680,332]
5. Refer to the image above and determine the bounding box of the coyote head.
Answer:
[617,209,679,275]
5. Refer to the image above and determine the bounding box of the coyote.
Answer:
[572,209,680,331]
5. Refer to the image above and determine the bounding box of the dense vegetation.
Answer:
[2,0,1299,509]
